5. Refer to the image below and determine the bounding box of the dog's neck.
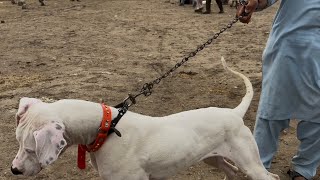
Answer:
[57,101,119,146]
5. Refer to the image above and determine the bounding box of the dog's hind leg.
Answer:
[203,156,238,180]
[226,126,279,180]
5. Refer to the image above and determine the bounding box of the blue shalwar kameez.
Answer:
[253,0,320,179]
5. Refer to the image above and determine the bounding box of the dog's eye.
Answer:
[25,148,35,154]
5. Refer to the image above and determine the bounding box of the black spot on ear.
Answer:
[51,121,55,123]
[55,124,62,130]
[60,140,65,146]
[49,157,53,161]
[46,161,49,165]
[15,157,18,159]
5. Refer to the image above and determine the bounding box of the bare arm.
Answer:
[237,0,279,23]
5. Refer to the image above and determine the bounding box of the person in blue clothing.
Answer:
[237,0,320,180]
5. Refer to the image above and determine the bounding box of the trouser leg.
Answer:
[205,0,211,13]
[253,117,290,168]
[292,121,320,179]
[215,0,224,12]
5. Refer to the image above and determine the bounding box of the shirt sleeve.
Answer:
[256,0,279,11]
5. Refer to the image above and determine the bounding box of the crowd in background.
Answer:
[180,0,238,14]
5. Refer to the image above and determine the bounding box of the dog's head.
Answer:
[11,97,67,176]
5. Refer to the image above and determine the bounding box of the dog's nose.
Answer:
[11,166,23,175]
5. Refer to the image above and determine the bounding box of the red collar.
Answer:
[77,103,112,169]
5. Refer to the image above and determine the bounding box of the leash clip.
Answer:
[111,95,136,138]
[124,93,137,107]
[116,93,137,108]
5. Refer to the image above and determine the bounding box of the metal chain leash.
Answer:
[140,18,238,96]
[111,17,241,134]
[118,17,240,108]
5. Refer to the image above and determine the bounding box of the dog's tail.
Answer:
[221,56,253,118]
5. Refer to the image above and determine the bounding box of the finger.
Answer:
[237,5,251,23]
[245,0,258,13]
[239,0,257,23]
[236,5,245,17]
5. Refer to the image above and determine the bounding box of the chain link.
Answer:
[139,17,239,97]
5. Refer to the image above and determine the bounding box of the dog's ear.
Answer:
[16,97,42,126]
[33,122,67,167]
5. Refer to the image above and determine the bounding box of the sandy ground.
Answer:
[0,0,319,179]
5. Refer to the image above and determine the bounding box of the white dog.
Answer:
[11,57,279,180]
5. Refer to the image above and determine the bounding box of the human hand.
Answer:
[236,0,258,23]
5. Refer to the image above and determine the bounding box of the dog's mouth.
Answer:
[24,167,42,176]
[20,164,43,176]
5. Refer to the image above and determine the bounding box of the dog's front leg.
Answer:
[99,170,150,180]
[89,153,98,171]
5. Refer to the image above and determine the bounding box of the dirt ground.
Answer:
[0,0,319,179]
